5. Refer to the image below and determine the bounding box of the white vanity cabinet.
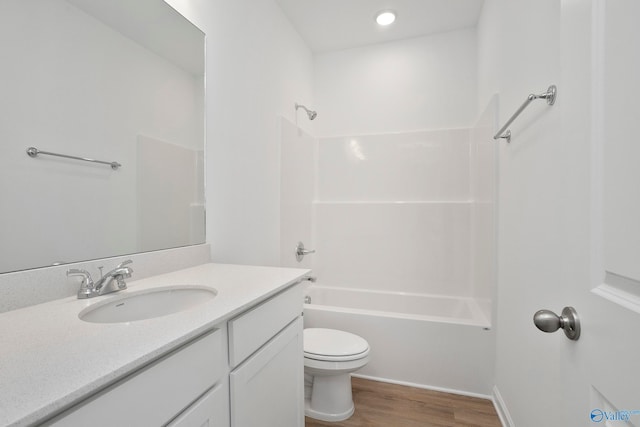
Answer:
[228,285,304,427]
[41,282,304,427]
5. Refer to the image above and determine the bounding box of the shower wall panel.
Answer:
[313,201,471,295]
[317,130,471,202]
[279,121,496,300]
[313,129,473,296]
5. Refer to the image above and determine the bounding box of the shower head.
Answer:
[295,103,317,120]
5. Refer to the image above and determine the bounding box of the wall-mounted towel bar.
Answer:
[494,85,557,143]
[26,147,121,170]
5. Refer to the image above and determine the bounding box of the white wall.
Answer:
[476,1,502,115]
[314,28,478,137]
[166,0,315,266]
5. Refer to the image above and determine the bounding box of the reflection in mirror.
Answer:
[0,0,205,273]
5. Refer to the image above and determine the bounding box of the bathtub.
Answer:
[303,285,495,397]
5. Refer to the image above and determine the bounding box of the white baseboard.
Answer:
[351,373,493,400]
[492,385,515,427]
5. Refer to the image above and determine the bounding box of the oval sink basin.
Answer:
[79,286,217,323]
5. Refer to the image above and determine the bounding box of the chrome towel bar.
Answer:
[494,85,557,143]
[26,147,121,170]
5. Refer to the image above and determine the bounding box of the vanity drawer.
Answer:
[45,328,224,427]
[228,284,302,367]
[167,380,229,427]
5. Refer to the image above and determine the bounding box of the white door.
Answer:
[558,0,640,424]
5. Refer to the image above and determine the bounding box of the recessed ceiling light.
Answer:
[375,10,396,26]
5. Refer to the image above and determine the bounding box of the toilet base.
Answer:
[305,398,354,422]
[304,372,356,422]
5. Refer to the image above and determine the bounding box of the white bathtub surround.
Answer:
[0,263,309,426]
[280,110,498,394]
[316,129,472,202]
[313,201,472,296]
[278,25,497,398]
[313,128,474,298]
[303,286,494,397]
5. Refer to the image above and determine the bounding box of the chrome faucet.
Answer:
[67,260,133,299]
[94,260,133,296]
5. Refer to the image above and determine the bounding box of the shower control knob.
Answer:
[533,306,580,341]
[295,241,315,262]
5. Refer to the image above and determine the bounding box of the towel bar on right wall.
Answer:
[494,85,557,143]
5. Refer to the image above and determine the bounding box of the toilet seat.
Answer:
[304,328,370,362]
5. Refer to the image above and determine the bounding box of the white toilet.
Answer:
[303,328,370,422]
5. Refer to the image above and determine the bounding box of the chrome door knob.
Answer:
[533,310,562,332]
[533,306,580,341]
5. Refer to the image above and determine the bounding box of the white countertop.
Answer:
[0,263,309,427]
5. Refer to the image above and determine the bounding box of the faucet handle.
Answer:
[114,260,133,290]
[67,268,93,283]
[115,277,129,290]
[67,269,94,299]
[117,259,133,268]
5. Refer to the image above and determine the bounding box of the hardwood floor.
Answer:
[305,377,502,427]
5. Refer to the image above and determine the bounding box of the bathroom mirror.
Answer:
[0,0,205,273]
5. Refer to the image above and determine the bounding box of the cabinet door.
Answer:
[230,317,303,427]
[167,381,229,427]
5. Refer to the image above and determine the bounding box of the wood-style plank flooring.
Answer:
[305,377,502,427]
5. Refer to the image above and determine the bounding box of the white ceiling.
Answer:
[275,0,485,53]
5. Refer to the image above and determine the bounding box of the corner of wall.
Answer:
[492,385,515,427]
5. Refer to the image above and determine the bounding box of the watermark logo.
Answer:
[591,408,640,423]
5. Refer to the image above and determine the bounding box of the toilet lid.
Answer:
[304,328,369,361]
